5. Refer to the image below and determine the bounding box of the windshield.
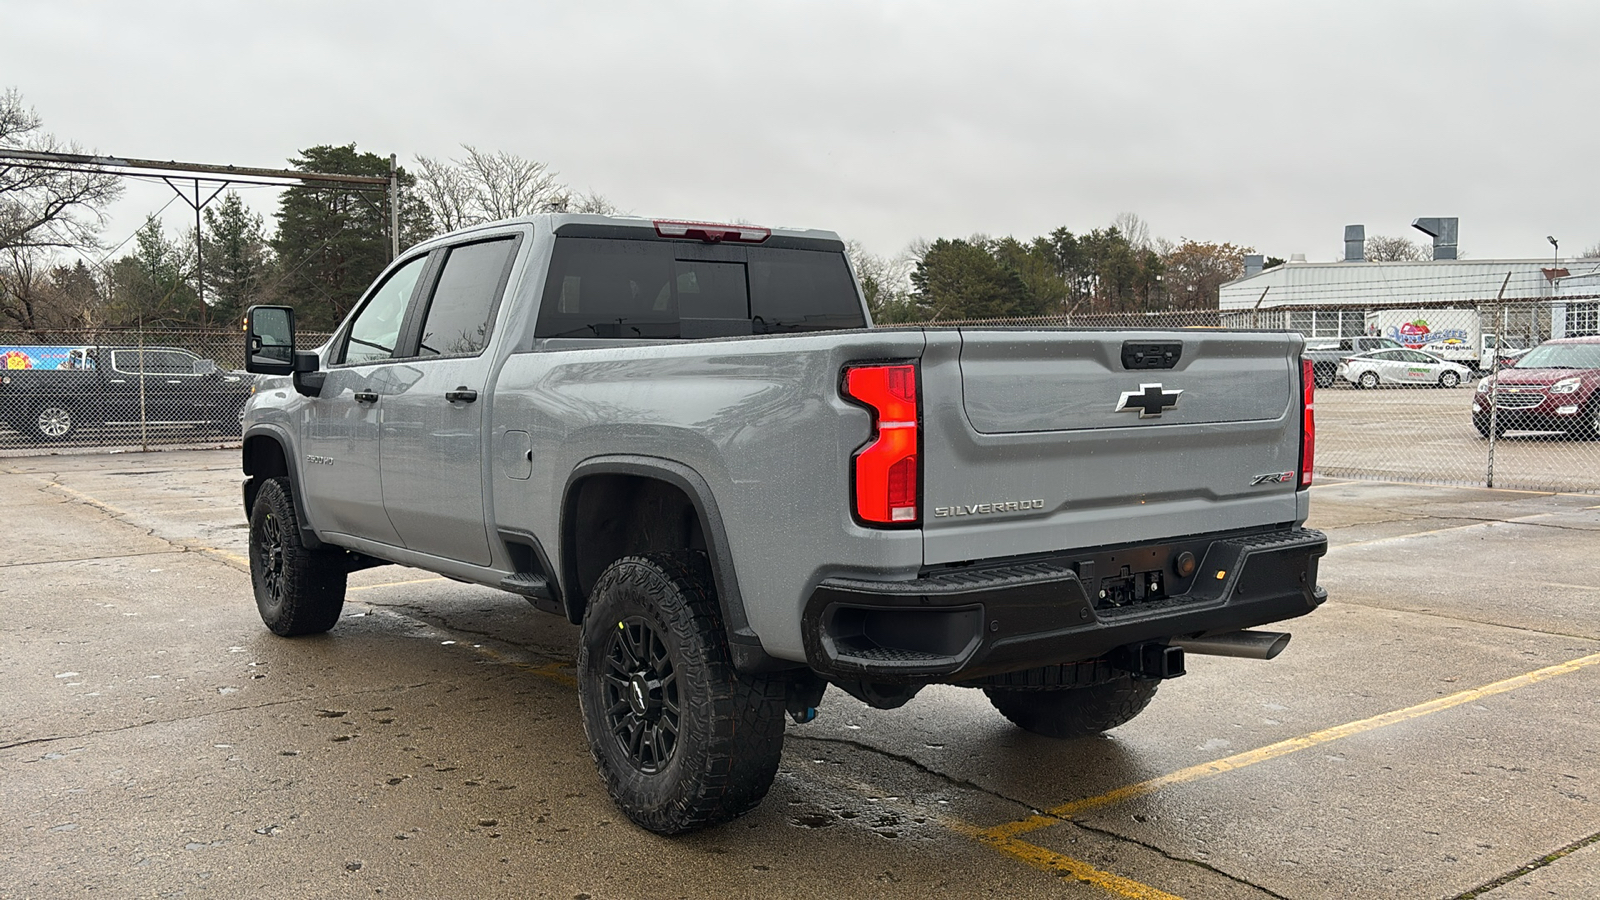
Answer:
[1513,343,1600,370]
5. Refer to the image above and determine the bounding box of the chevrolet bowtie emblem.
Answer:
[1115,383,1182,418]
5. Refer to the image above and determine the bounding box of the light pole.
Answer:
[1547,235,1559,266]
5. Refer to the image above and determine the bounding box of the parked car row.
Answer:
[1297,334,1600,441]
[0,346,252,442]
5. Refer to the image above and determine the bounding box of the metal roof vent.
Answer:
[1344,225,1365,262]
[1412,218,1459,260]
[1244,254,1264,277]
[1289,253,1307,263]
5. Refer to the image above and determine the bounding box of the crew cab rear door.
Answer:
[919,329,1304,565]
[376,234,522,567]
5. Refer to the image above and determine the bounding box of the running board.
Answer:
[500,572,559,615]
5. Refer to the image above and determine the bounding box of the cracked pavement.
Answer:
[4,450,1600,898]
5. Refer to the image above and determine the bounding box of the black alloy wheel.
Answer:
[247,477,347,636]
[256,511,287,608]
[577,552,786,834]
[603,616,681,773]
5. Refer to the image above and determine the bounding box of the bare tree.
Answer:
[0,245,104,330]
[1581,241,1600,260]
[847,239,919,323]
[0,88,123,255]
[1364,235,1428,262]
[414,145,613,232]
[1112,212,1152,251]
[555,189,621,216]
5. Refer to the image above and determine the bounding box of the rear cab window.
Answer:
[534,236,865,341]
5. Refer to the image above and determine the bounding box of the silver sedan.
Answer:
[1336,348,1472,389]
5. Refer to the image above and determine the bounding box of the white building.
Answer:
[1219,253,1600,342]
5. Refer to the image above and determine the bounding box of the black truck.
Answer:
[0,346,251,441]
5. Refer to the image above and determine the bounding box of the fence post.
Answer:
[1484,275,1512,488]
[138,323,150,453]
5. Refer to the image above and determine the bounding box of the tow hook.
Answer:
[1112,642,1187,680]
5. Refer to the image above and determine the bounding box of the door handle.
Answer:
[444,387,478,403]
[353,390,379,403]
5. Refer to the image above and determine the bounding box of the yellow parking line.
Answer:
[1327,513,1563,550]
[950,821,1184,900]
[1543,581,1600,593]
[983,650,1600,841]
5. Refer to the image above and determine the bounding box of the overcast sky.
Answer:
[4,1,1596,264]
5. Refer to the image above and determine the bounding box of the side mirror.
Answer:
[246,305,297,375]
[246,304,325,396]
[193,358,218,376]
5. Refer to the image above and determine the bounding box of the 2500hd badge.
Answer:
[933,498,1047,517]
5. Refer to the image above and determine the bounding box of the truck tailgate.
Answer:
[920,329,1304,566]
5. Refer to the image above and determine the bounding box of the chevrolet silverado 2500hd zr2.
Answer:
[239,215,1327,833]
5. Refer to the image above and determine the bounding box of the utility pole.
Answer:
[390,154,400,260]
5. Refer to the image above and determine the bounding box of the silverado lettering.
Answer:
[933,499,1047,517]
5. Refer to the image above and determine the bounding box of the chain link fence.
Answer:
[4,309,1596,495]
[0,329,326,454]
[892,301,1600,495]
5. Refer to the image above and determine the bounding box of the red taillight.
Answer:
[843,363,919,525]
[1300,358,1315,488]
[652,220,771,243]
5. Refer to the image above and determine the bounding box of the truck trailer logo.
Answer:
[1115,383,1182,418]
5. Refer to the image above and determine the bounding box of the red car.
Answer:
[1472,335,1600,438]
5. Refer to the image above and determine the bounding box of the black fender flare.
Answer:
[241,423,325,550]
[561,455,789,673]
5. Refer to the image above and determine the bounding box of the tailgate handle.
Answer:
[1122,341,1183,370]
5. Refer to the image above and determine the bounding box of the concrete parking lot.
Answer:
[3,449,1598,899]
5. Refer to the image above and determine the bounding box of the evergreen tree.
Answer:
[910,238,1038,321]
[271,144,429,329]
[200,191,274,327]
[106,216,199,326]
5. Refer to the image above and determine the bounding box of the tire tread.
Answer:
[249,477,346,636]
[985,676,1160,738]
[579,551,785,834]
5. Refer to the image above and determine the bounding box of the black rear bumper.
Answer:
[802,527,1328,682]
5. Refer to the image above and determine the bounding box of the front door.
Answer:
[299,253,430,545]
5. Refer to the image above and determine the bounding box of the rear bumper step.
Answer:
[802,527,1327,682]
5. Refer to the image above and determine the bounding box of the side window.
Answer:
[341,255,429,365]
[112,350,190,374]
[416,238,517,358]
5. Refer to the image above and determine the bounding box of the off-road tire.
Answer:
[248,477,347,636]
[985,675,1161,738]
[577,551,786,834]
[31,402,76,441]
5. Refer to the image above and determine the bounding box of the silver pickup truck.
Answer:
[239,214,1327,833]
